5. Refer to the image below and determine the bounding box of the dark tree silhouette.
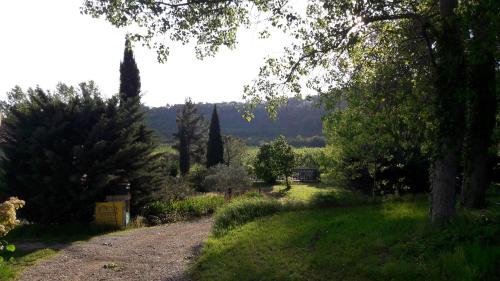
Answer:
[206,105,224,167]
[118,39,164,213]
[119,38,141,102]
[174,99,206,175]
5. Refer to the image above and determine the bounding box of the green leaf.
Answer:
[6,244,16,252]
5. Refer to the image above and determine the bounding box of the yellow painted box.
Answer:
[95,201,126,228]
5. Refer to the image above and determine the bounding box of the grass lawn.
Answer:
[191,185,500,281]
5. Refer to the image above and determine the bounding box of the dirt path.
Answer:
[17,218,213,281]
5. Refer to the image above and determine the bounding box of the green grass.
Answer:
[0,248,57,280]
[191,187,500,281]
[272,184,329,202]
[144,194,225,224]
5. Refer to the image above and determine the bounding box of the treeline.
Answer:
[145,97,325,147]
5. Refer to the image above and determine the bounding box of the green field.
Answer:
[191,185,500,281]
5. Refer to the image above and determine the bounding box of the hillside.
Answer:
[145,97,325,146]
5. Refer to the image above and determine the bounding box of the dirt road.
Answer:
[17,218,212,281]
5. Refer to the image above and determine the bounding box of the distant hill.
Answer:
[145,97,325,147]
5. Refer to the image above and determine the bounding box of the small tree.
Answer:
[254,143,277,185]
[206,105,224,167]
[254,136,295,190]
[270,136,295,190]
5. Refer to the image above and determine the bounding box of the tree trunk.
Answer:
[430,144,459,223]
[461,4,497,209]
[430,0,466,223]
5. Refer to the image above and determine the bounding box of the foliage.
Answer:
[204,164,251,194]
[0,197,24,237]
[118,41,166,213]
[253,144,277,184]
[222,135,247,167]
[157,176,194,202]
[321,20,433,196]
[174,98,207,175]
[254,136,295,189]
[119,38,141,101]
[143,194,225,225]
[0,83,162,223]
[206,105,224,167]
[192,198,500,281]
[293,147,325,169]
[187,164,209,192]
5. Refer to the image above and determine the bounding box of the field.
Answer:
[190,185,500,281]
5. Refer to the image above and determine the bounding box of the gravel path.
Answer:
[17,218,213,281]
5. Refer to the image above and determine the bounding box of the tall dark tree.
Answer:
[461,0,498,209]
[206,105,224,167]
[174,99,207,175]
[119,38,141,102]
[118,39,164,213]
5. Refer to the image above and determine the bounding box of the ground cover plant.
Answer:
[191,185,500,281]
[143,194,225,225]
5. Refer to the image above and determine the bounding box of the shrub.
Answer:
[204,164,251,194]
[158,176,194,202]
[143,195,225,225]
[212,198,283,236]
[0,197,25,237]
[188,164,209,192]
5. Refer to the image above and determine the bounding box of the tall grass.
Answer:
[143,194,225,224]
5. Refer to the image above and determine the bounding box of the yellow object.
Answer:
[95,201,126,228]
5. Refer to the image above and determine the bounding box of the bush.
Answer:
[188,164,209,192]
[212,198,283,236]
[204,164,251,193]
[143,195,225,225]
[158,176,194,202]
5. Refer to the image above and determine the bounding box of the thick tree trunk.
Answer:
[430,0,466,223]
[461,6,497,209]
[430,144,459,223]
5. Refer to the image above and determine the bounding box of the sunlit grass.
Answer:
[192,189,500,281]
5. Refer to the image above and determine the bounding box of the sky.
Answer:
[0,0,290,107]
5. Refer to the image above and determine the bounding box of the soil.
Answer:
[17,218,213,281]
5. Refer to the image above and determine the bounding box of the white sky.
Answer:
[0,0,290,106]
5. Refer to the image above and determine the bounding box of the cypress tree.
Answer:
[118,38,164,213]
[206,105,224,167]
[119,38,141,102]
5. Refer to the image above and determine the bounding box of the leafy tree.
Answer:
[223,135,247,167]
[254,136,295,190]
[206,105,224,167]
[254,143,277,185]
[1,84,124,222]
[174,98,207,175]
[83,0,499,222]
[270,136,295,190]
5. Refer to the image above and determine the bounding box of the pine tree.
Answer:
[174,98,206,175]
[206,105,224,167]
